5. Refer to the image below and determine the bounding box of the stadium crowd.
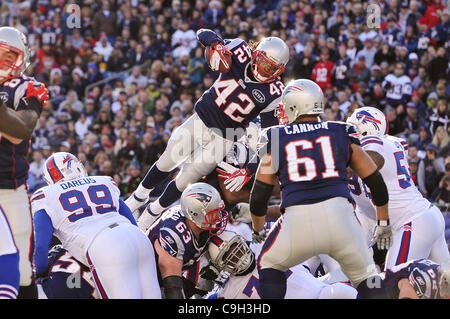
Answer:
[1,0,449,239]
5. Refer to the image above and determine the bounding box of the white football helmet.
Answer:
[180,183,228,235]
[43,152,87,185]
[0,27,30,82]
[208,230,255,276]
[346,106,388,137]
[278,79,324,124]
[251,37,289,83]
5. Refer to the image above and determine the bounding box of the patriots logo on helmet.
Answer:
[186,192,212,209]
[356,110,382,131]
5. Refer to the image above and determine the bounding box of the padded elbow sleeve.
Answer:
[250,180,274,217]
[362,170,389,206]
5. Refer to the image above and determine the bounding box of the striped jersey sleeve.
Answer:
[360,135,384,153]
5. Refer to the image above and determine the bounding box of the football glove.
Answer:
[252,226,269,244]
[26,81,49,107]
[209,43,232,72]
[217,161,251,192]
[370,220,393,250]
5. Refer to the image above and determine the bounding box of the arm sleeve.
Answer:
[196,29,224,47]
[33,209,54,276]
[118,199,137,226]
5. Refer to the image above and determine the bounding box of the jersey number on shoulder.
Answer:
[394,151,411,189]
[285,136,339,182]
[59,185,117,222]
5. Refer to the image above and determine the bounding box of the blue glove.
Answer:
[196,28,224,47]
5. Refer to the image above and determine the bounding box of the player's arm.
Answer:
[153,237,185,299]
[33,209,55,277]
[250,152,277,234]
[118,199,137,226]
[365,150,385,170]
[349,143,392,249]
[0,103,38,140]
[397,278,419,299]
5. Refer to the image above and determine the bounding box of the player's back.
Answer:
[268,121,359,209]
[31,175,130,263]
[360,134,431,229]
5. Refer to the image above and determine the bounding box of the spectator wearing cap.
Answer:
[60,141,71,153]
[203,0,224,29]
[86,62,103,85]
[57,90,84,114]
[403,101,427,138]
[402,26,419,54]
[385,106,406,136]
[75,112,92,140]
[435,9,449,45]
[94,33,114,62]
[111,90,129,114]
[415,125,433,152]
[311,48,334,91]
[405,0,422,29]
[348,56,370,93]
[327,13,345,40]
[381,15,402,46]
[426,91,439,109]
[48,124,68,151]
[418,143,445,197]
[188,47,206,85]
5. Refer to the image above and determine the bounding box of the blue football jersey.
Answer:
[380,259,440,299]
[195,37,285,139]
[147,206,210,273]
[262,121,360,208]
[0,75,40,189]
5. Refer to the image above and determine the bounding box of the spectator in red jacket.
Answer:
[311,48,335,91]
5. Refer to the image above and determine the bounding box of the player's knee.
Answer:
[0,253,20,296]
[259,268,287,299]
[175,169,203,191]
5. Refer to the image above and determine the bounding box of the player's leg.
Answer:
[318,283,358,299]
[139,129,234,230]
[0,186,37,298]
[428,205,450,265]
[134,228,161,299]
[258,204,328,298]
[126,113,200,211]
[86,223,145,299]
[0,206,20,299]
[322,198,383,298]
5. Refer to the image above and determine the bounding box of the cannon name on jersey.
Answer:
[147,207,210,274]
[262,121,360,208]
[31,176,130,265]
[195,38,284,139]
[0,75,40,189]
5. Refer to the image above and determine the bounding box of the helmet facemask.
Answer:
[201,204,228,235]
[214,235,255,276]
[251,50,285,83]
[0,43,24,81]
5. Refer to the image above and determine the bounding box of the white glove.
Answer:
[209,43,232,71]
[252,227,269,244]
[231,202,252,224]
[370,221,393,250]
[216,161,251,192]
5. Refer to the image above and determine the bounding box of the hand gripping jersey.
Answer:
[194,37,285,139]
[0,75,40,189]
[356,134,430,230]
[38,245,97,299]
[261,121,360,209]
[146,206,210,273]
[30,176,131,265]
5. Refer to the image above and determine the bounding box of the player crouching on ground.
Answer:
[145,182,229,299]
[31,152,161,299]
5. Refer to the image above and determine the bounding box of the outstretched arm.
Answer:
[0,104,38,140]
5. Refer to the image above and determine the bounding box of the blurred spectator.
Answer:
[418,143,445,197]
[348,56,370,92]
[429,98,450,135]
[311,48,334,91]
[28,150,47,193]
[431,126,450,157]
[382,62,413,107]
[428,46,449,84]
[92,1,117,40]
